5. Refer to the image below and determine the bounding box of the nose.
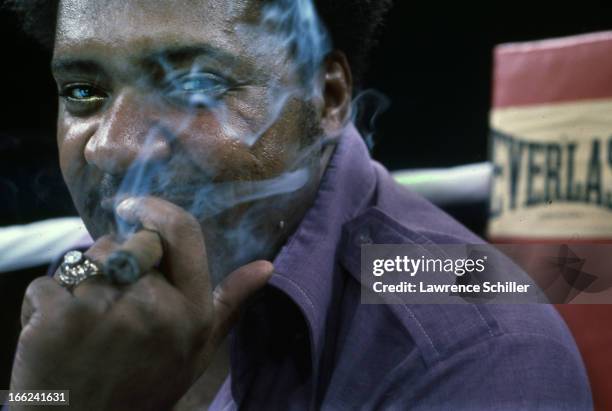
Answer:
[84,89,172,175]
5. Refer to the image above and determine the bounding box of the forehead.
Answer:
[55,0,259,56]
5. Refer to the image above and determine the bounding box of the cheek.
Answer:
[175,102,301,181]
[179,120,304,182]
[253,100,320,172]
[57,112,97,186]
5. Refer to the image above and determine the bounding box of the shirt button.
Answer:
[356,227,373,245]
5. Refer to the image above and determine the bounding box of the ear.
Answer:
[319,51,353,136]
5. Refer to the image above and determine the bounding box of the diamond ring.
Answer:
[56,250,103,290]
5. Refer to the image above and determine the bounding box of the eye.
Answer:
[165,72,229,108]
[60,84,107,102]
[59,83,108,116]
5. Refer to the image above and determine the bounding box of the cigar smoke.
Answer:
[352,90,390,150]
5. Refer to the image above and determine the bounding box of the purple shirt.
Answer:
[209,125,592,410]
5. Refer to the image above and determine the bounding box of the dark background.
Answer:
[2,2,612,226]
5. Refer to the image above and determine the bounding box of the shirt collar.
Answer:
[268,123,377,372]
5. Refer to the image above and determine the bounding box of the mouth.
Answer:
[95,174,121,211]
[100,196,116,212]
[81,174,122,236]
[100,193,134,213]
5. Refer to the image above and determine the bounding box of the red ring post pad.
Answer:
[492,31,612,109]
[488,31,612,241]
[487,31,612,411]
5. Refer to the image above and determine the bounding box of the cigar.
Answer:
[105,229,163,284]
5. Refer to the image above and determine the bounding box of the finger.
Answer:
[73,235,122,307]
[122,270,177,313]
[211,260,274,342]
[84,234,120,261]
[21,276,71,328]
[112,270,209,361]
[72,276,121,312]
[115,196,211,314]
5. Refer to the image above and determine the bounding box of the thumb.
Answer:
[195,260,273,373]
[212,260,274,338]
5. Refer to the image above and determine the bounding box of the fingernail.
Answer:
[116,198,138,219]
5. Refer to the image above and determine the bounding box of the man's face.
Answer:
[53,0,334,277]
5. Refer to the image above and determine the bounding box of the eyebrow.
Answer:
[143,44,246,69]
[52,43,252,79]
[51,59,105,76]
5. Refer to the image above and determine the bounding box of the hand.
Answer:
[9,197,274,411]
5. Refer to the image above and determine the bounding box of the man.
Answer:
[5,0,592,410]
